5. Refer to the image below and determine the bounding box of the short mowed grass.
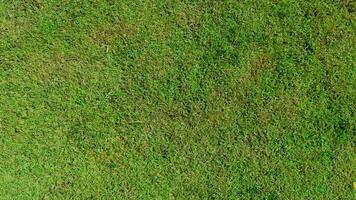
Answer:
[0,0,355,199]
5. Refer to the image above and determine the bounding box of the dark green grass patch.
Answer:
[0,0,355,199]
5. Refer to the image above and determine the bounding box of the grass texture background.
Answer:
[0,0,355,199]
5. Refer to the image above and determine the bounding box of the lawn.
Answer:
[0,0,355,199]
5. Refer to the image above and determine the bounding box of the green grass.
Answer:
[0,0,355,199]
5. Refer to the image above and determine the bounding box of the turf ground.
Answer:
[0,0,355,199]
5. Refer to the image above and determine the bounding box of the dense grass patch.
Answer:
[0,0,355,199]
